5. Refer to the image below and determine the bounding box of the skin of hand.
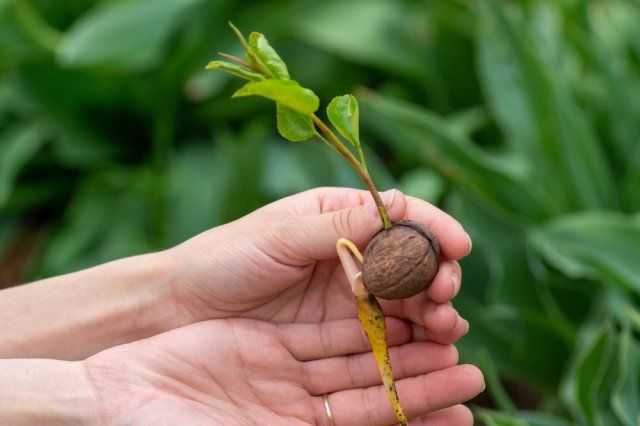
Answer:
[0,187,471,359]
[84,317,484,426]
[167,187,472,345]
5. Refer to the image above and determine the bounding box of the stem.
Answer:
[312,114,392,229]
[217,52,251,67]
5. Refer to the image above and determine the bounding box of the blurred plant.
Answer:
[1,0,640,425]
[360,0,640,425]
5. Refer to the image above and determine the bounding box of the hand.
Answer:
[168,187,472,344]
[85,317,483,426]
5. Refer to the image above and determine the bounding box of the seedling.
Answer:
[207,23,440,425]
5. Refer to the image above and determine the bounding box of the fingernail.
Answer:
[371,189,397,219]
[450,274,458,298]
[381,189,397,206]
[462,318,470,335]
[465,232,473,256]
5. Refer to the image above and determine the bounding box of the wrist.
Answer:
[0,359,99,425]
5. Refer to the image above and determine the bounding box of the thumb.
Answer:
[278,189,407,262]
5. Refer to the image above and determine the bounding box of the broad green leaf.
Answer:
[530,213,640,296]
[36,170,153,277]
[399,169,444,203]
[476,349,517,413]
[479,410,573,426]
[167,145,221,245]
[450,193,575,389]
[205,60,265,81]
[276,104,315,142]
[561,323,616,426]
[215,123,266,222]
[57,0,203,70]
[248,32,289,79]
[361,91,549,221]
[585,6,640,180]
[477,0,616,212]
[520,413,573,426]
[611,325,640,426]
[623,156,640,211]
[327,94,360,149]
[0,122,47,206]
[446,106,490,139]
[478,410,528,426]
[233,79,319,114]
[293,1,423,76]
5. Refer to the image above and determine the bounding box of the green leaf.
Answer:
[57,0,203,70]
[327,94,360,149]
[205,60,265,81]
[36,170,153,277]
[476,349,517,413]
[478,410,529,426]
[0,122,48,207]
[561,323,616,426]
[233,79,319,114]
[228,21,253,62]
[611,325,640,426]
[530,212,640,296]
[477,0,616,211]
[294,1,423,76]
[276,104,315,142]
[398,169,444,203]
[479,410,573,426]
[361,91,548,221]
[248,32,289,79]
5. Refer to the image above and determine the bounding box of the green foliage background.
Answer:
[1,0,640,424]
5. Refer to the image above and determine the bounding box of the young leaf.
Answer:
[233,79,319,114]
[276,104,315,142]
[205,60,265,81]
[228,22,251,58]
[327,94,360,149]
[248,32,289,80]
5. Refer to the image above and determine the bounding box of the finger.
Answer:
[426,261,462,304]
[409,405,474,426]
[303,342,458,395]
[318,364,484,426]
[404,195,471,260]
[382,293,463,337]
[280,318,412,361]
[257,187,386,216]
[412,318,469,345]
[267,189,407,262]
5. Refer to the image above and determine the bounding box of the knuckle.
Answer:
[331,207,355,238]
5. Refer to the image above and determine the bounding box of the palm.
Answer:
[86,318,480,426]
[87,320,313,426]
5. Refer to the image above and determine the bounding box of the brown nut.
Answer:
[362,220,440,299]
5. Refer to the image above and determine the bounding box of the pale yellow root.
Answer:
[336,238,409,426]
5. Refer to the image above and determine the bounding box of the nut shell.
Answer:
[362,220,440,299]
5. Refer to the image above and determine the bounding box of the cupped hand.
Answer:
[85,317,483,426]
[168,187,472,345]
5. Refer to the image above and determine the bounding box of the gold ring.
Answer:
[323,394,336,426]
